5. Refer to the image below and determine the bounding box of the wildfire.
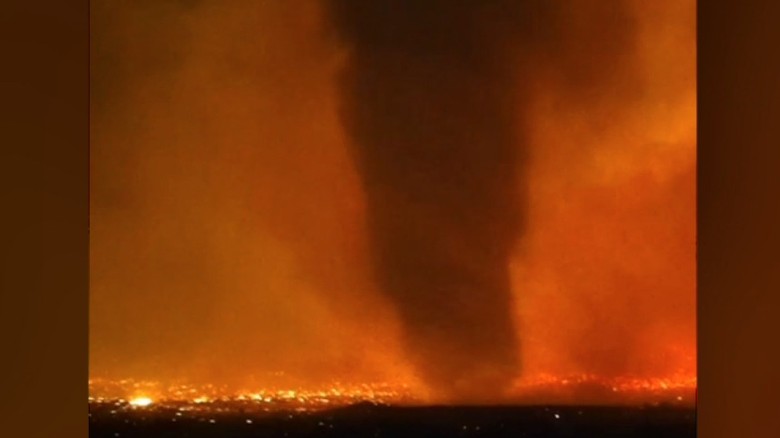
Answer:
[508,373,696,406]
[89,373,695,412]
[89,378,415,412]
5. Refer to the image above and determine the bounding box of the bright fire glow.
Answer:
[129,396,153,407]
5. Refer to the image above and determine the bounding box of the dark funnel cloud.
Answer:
[327,0,639,401]
[326,0,555,401]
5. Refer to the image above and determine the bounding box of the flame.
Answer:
[128,396,154,407]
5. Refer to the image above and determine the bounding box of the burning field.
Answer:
[88,377,695,438]
[88,374,695,410]
[90,0,696,435]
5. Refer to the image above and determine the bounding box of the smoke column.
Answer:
[326,0,545,401]
[326,0,648,401]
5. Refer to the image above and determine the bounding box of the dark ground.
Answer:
[89,402,696,438]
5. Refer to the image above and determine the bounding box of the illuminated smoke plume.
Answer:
[326,0,641,401]
[327,0,532,401]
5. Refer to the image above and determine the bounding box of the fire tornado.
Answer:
[327,0,541,401]
[90,0,695,407]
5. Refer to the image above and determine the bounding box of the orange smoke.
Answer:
[90,0,412,390]
[513,0,696,385]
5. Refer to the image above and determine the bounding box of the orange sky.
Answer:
[90,0,695,402]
